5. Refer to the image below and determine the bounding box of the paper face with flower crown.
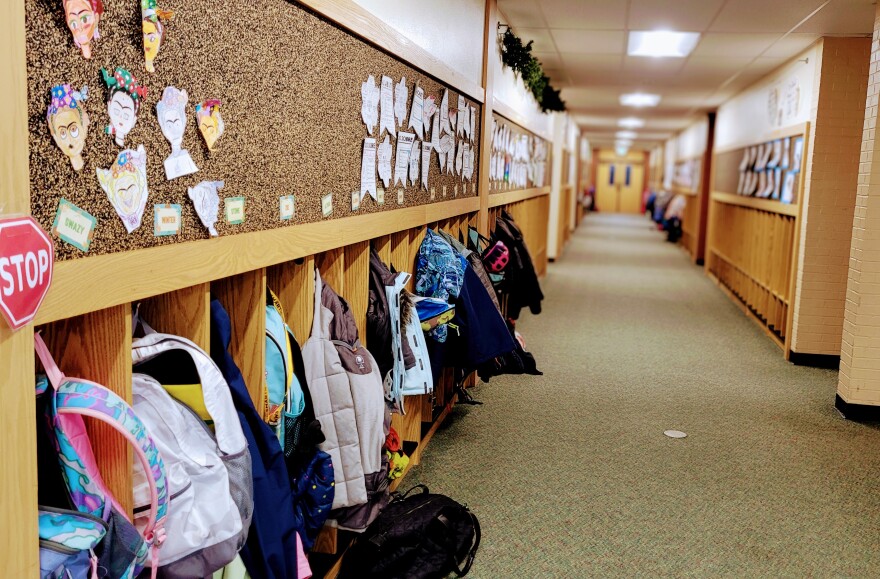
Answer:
[47,84,90,171]
[188,180,224,236]
[102,67,147,147]
[195,100,224,151]
[141,0,173,73]
[63,0,103,59]
[157,86,198,180]
[97,145,149,233]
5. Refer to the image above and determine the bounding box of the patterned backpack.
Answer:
[34,334,169,579]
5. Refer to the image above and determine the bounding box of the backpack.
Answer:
[415,228,467,343]
[33,335,168,579]
[265,289,305,435]
[132,324,254,577]
[339,485,481,579]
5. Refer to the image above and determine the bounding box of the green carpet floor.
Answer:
[405,213,880,578]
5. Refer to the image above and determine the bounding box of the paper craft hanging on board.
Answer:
[421,142,432,191]
[377,135,393,188]
[394,132,415,186]
[470,106,476,143]
[430,113,441,154]
[97,145,149,233]
[462,143,470,181]
[361,138,377,201]
[157,86,198,180]
[102,67,146,147]
[409,140,420,186]
[456,95,466,137]
[188,180,223,236]
[449,109,457,139]
[196,99,224,151]
[447,145,454,174]
[440,90,450,135]
[47,84,90,172]
[469,147,476,181]
[394,77,408,128]
[63,0,103,59]
[361,75,379,135]
[408,86,424,140]
[141,0,173,73]
[424,96,437,121]
[455,140,463,176]
[380,75,396,137]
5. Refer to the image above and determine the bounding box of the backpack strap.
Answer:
[34,333,169,578]
[311,268,325,338]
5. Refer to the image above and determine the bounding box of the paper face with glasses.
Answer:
[97,145,149,233]
[47,84,90,172]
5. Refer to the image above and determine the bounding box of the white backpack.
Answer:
[131,329,253,578]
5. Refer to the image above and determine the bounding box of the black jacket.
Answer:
[493,210,544,320]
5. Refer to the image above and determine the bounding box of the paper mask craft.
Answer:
[47,84,90,171]
[196,99,225,151]
[141,0,174,73]
[97,145,149,233]
[188,180,224,236]
[102,67,146,147]
[63,0,103,59]
[156,86,198,180]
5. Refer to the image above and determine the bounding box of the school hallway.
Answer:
[406,213,880,577]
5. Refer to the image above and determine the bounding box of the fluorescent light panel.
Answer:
[628,30,700,58]
[618,117,645,129]
[616,130,638,140]
[620,92,661,107]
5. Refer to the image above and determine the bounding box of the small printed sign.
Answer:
[454,184,459,197]
[322,193,333,217]
[472,183,477,194]
[225,197,245,225]
[154,204,181,236]
[442,186,447,198]
[52,198,96,252]
[280,195,295,220]
[397,189,404,205]
[351,190,360,211]
[430,187,436,200]
[377,187,385,205]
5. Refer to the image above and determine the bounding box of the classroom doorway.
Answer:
[595,152,645,214]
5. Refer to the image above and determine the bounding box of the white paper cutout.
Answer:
[380,75,396,137]
[456,95,466,137]
[361,138,377,201]
[394,77,408,128]
[157,86,198,180]
[409,140,420,186]
[439,133,454,155]
[440,90,450,135]
[394,132,415,186]
[377,135,393,188]
[408,86,424,140]
[469,147,476,180]
[97,145,149,233]
[361,75,379,135]
[188,180,223,236]
[455,140,463,176]
[421,142,432,191]
[449,109,457,137]
[463,143,470,181]
[424,96,437,120]
[447,145,454,173]
[470,106,476,143]
[430,113,441,154]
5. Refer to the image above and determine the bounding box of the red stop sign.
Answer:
[0,217,54,330]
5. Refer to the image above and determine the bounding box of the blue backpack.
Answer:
[265,289,305,438]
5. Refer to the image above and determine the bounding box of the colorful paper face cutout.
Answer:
[47,84,90,171]
[102,67,146,147]
[97,145,149,233]
[156,86,198,180]
[141,0,173,73]
[63,0,103,59]
[195,100,224,151]
[188,180,224,236]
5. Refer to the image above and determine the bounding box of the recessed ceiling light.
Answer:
[618,117,645,129]
[620,92,661,107]
[628,30,700,58]
[615,144,630,156]
[616,130,638,140]
[616,139,633,148]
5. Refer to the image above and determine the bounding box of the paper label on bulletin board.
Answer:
[322,193,333,217]
[154,204,181,236]
[377,187,385,205]
[280,195,295,220]
[225,197,245,225]
[397,189,404,205]
[351,190,360,211]
[52,198,96,252]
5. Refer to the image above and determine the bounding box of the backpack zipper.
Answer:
[372,496,443,542]
[134,481,192,515]
[39,506,108,529]
[39,539,80,555]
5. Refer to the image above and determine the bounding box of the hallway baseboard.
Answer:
[835,394,880,421]
[788,351,841,369]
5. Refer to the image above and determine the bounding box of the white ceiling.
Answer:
[497,0,875,149]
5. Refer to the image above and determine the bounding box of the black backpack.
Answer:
[339,485,481,579]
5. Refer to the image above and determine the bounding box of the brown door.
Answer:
[596,162,645,213]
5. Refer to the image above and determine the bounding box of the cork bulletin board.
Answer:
[490,112,549,193]
[26,0,481,261]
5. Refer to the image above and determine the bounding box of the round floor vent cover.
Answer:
[664,430,687,439]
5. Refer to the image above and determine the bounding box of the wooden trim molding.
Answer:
[488,186,550,207]
[710,191,799,217]
[713,122,809,155]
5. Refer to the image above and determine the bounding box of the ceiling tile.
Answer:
[512,27,557,52]
[744,55,792,75]
[691,33,784,57]
[541,67,571,86]
[533,51,563,68]
[762,33,821,58]
[623,56,687,77]
[498,0,546,28]
[628,0,726,31]
[551,29,626,54]
[709,0,828,33]
[538,0,628,29]
[794,0,876,34]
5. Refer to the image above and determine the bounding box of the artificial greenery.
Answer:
[500,28,566,112]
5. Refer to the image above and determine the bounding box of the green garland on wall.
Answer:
[500,28,566,113]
